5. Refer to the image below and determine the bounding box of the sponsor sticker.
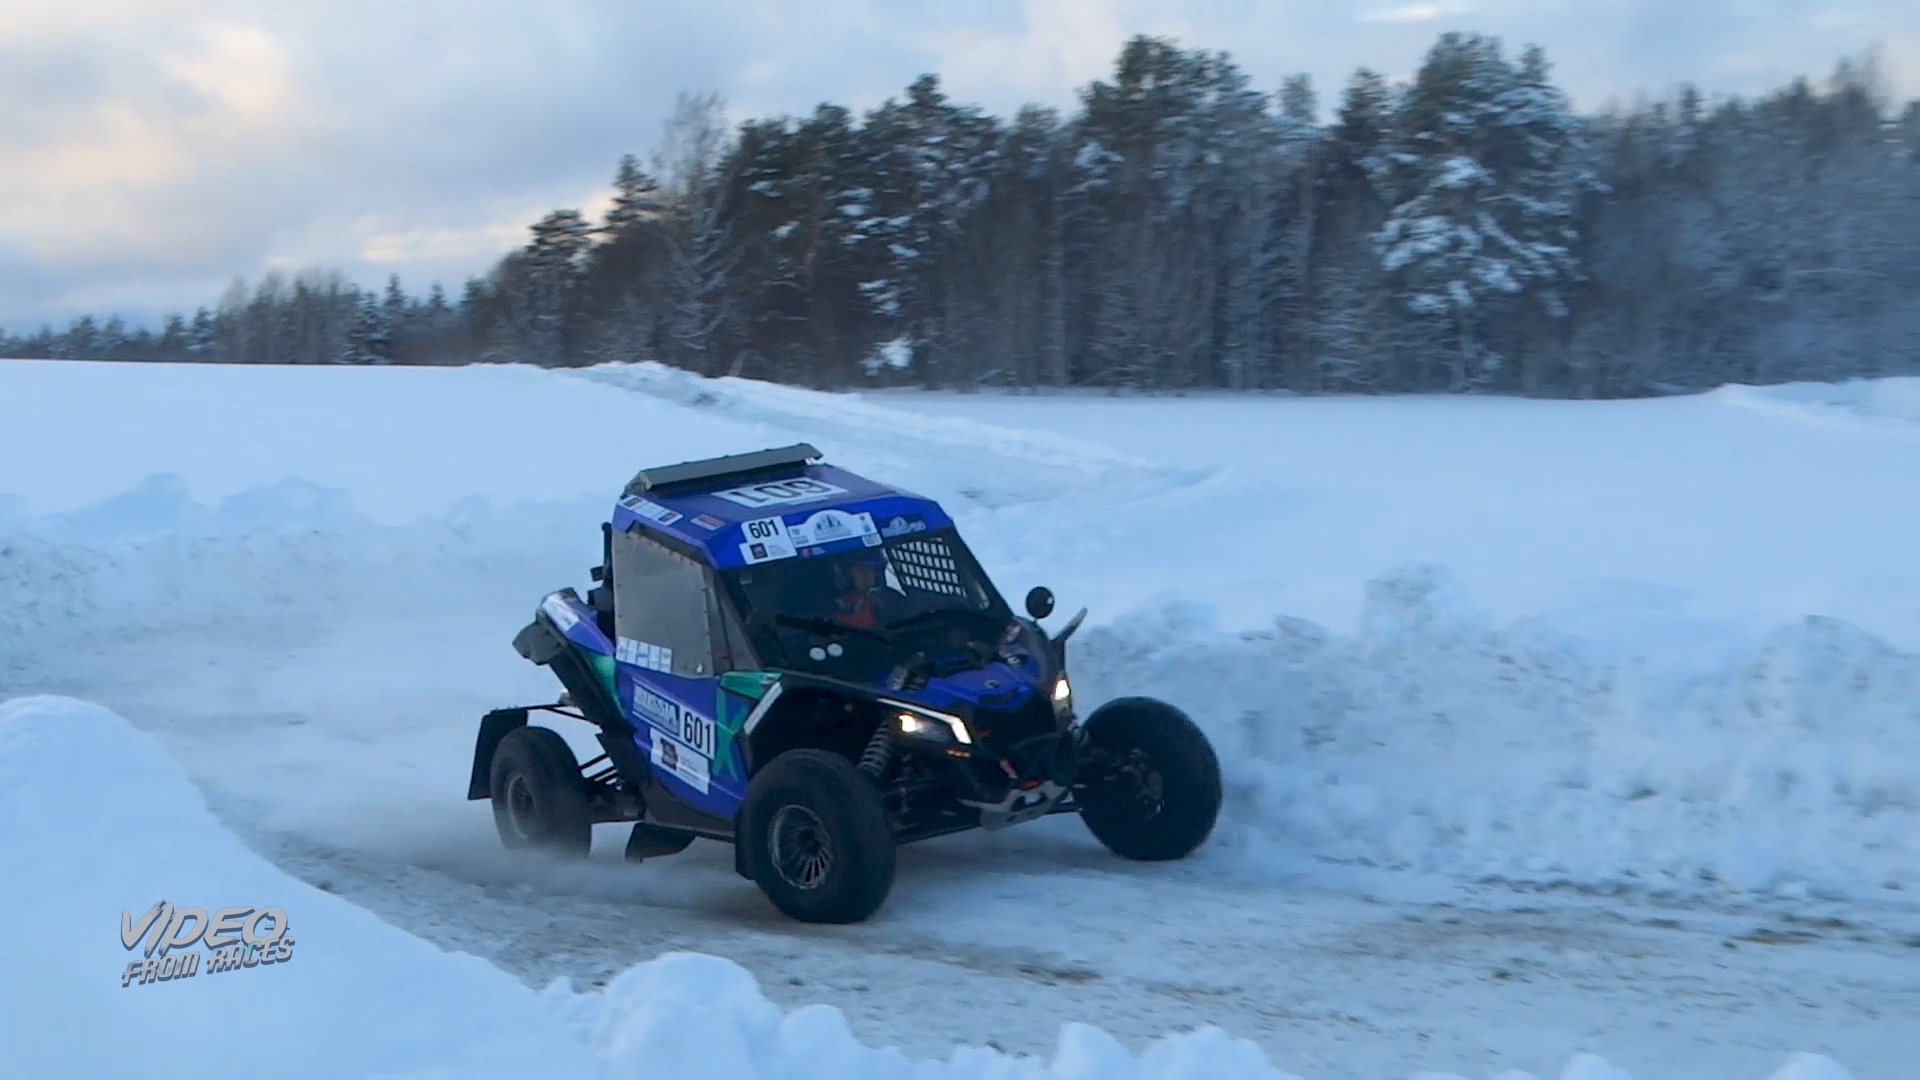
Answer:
[618,494,684,526]
[691,514,725,530]
[786,509,877,548]
[629,682,681,727]
[541,593,581,631]
[880,514,927,538]
[649,729,710,794]
[713,478,848,509]
[629,684,718,767]
[617,636,673,672]
[738,516,798,564]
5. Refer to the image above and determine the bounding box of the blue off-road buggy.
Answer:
[469,444,1220,923]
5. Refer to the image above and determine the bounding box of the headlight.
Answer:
[883,701,972,745]
[1052,675,1073,719]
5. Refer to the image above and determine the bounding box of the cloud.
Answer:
[921,0,1133,111]
[1358,2,1481,25]
[0,0,1913,330]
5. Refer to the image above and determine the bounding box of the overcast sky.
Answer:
[2,0,1913,331]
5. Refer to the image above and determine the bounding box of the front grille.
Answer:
[973,694,1059,773]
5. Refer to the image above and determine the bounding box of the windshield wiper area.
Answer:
[774,614,890,643]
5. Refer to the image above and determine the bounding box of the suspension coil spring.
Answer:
[857,723,895,780]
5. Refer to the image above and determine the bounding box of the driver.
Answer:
[831,553,899,631]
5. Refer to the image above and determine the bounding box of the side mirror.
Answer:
[1024,586,1055,620]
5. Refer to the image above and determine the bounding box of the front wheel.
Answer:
[738,750,896,923]
[1076,697,1221,861]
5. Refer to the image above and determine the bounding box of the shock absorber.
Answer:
[857,722,895,781]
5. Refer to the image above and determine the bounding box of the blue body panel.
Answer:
[883,660,1042,716]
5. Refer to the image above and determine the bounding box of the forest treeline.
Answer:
[6,33,1917,397]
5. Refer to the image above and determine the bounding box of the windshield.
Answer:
[721,528,1008,677]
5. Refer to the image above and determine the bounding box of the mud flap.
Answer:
[733,825,754,880]
[468,707,529,800]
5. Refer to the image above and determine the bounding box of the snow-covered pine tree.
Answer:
[970,104,1067,387]
[523,210,592,364]
[379,274,410,363]
[1075,37,1275,389]
[845,74,996,386]
[1496,44,1602,391]
[157,315,188,358]
[574,155,670,367]
[722,104,871,386]
[1310,69,1399,390]
[604,154,666,239]
[1373,35,1596,391]
[187,308,218,359]
[340,291,385,365]
[653,92,743,377]
[1255,73,1321,390]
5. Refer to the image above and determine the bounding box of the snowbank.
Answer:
[6,693,1810,1080]
[1716,377,1920,433]
[0,694,589,1079]
[570,362,1208,511]
[538,951,1292,1080]
[0,359,778,524]
[0,473,599,677]
[882,378,1920,652]
[1074,566,1920,899]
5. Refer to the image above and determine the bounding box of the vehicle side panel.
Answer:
[617,663,752,818]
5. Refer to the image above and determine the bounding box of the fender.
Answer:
[466,707,528,800]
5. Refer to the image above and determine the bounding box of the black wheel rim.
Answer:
[769,805,832,891]
[505,773,538,841]
[1108,748,1166,823]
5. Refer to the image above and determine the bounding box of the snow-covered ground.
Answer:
[2,358,1915,1079]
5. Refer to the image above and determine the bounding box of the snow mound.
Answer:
[1762,1055,1859,1080]
[0,693,590,1079]
[1715,378,1920,435]
[570,362,1208,510]
[536,950,1851,1080]
[4,692,1779,1080]
[0,474,598,682]
[1074,566,1920,900]
[539,951,1291,1080]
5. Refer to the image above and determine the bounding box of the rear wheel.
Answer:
[489,726,592,858]
[1077,697,1221,862]
[739,749,895,923]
